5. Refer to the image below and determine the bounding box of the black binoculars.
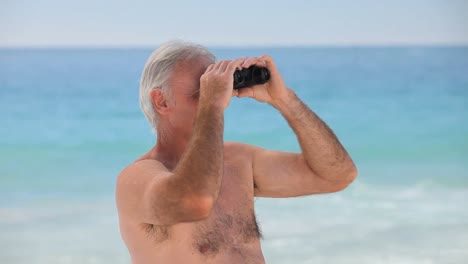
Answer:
[233,66,270,90]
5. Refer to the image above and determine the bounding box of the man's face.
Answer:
[165,56,213,137]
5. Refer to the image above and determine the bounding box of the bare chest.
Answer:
[190,161,261,255]
[139,155,261,258]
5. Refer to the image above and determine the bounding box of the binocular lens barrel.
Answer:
[233,66,270,90]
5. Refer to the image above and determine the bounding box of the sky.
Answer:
[0,0,467,47]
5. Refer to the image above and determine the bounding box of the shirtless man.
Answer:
[115,40,357,264]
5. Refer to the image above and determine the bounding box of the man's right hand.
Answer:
[199,58,244,110]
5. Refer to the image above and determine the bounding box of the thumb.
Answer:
[236,87,254,98]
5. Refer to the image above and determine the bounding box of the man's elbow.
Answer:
[346,163,358,184]
[334,164,358,191]
[182,195,215,221]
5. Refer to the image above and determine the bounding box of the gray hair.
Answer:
[139,40,216,130]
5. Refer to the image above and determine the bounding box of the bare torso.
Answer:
[118,143,266,264]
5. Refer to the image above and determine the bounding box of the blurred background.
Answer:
[1,0,467,263]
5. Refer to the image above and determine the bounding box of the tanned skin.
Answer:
[115,55,357,264]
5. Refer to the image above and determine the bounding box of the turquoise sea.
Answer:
[1,47,467,264]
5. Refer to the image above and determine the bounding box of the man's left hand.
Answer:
[236,55,290,105]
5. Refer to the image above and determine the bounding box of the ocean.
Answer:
[0,47,467,264]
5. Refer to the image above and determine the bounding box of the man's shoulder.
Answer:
[224,141,263,151]
[116,159,169,186]
[224,141,260,161]
[224,141,253,151]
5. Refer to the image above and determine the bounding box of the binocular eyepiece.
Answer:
[233,66,270,90]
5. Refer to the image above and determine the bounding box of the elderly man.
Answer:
[116,40,357,264]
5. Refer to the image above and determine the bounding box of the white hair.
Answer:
[139,40,216,130]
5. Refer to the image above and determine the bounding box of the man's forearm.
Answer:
[271,88,356,183]
[173,105,224,200]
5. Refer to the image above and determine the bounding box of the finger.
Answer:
[212,60,221,71]
[243,55,277,78]
[225,57,245,74]
[236,87,254,98]
[216,60,230,72]
[259,54,274,66]
[252,57,268,68]
[204,63,215,73]
[241,57,259,68]
[239,57,248,68]
[212,60,225,71]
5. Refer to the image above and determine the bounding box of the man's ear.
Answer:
[150,89,170,116]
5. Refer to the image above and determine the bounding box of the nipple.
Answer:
[198,243,212,255]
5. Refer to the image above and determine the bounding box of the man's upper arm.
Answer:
[115,160,211,226]
[249,145,351,198]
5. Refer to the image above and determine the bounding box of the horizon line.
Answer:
[1,43,468,50]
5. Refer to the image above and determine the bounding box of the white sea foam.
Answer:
[255,183,468,264]
[2,184,466,264]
